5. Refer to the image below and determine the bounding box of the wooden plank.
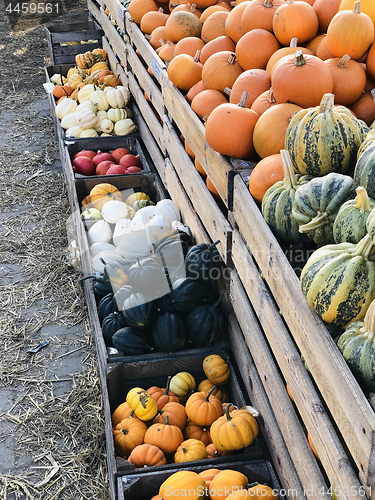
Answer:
[232,174,375,488]
[100,12,127,70]
[229,266,363,500]
[124,13,166,84]
[101,36,128,87]
[227,312,305,500]
[87,0,102,24]
[165,158,210,246]
[163,116,232,265]
[127,42,164,119]
[102,0,126,31]
[128,72,166,155]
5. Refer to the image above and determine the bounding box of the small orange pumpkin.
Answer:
[144,415,184,454]
[229,69,271,108]
[250,88,277,116]
[203,354,231,385]
[128,444,167,467]
[174,438,208,462]
[324,54,366,106]
[235,28,280,71]
[199,35,236,65]
[205,443,223,459]
[53,85,73,99]
[249,153,284,203]
[147,376,180,409]
[164,10,202,42]
[183,421,212,445]
[113,414,148,457]
[273,0,319,46]
[128,0,158,24]
[112,401,133,429]
[201,10,229,43]
[89,183,122,210]
[174,36,205,56]
[313,0,341,32]
[167,50,203,92]
[191,89,228,120]
[209,470,249,500]
[202,51,243,93]
[185,386,223,426]
[241,0,285,33]
[153,401,187,430]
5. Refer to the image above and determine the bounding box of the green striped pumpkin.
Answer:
[357,129,375,160]
[300,233,375,327]
[292,173,355,246]
[333,186,375,244]
[366,206,375,245]
[354,141,375,199]
[285,93,362,176]
[336,299,375,393]
[261,149,312,243]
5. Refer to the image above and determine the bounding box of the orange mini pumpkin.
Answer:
[184,421,212,445]
[206,443,223,459]
[202,51,244,93]
[112,401,133,429]
[128,443,167,467]
[174,438,208,462]
[197,379,229,402]
[53,85,73,99]
[167,50,203,92]
[209,470,249,500]
[89,183,122,210]
[144,415,184,454]
[147,376,180,409]
[203,354,231,385]
[113,414,148,457]
[185,386,223,426]
[249,153,284,203]
[153,401,187,430]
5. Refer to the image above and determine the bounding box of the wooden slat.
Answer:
[102,0,126,31]
[100,12,127,69]
[229,264,363,499]
[227,312,305,500]
[232,174,375,488]
[126,42,164,120]
[101,36,128,86]
[128,72,166,154]
[124,13,165,84]
[163,116,232,265]
[87,0,102,24]
[165,158,210,246]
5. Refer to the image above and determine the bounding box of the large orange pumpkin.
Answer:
[324,54,366,106]
[200,3,230,23]
[349,91,375,126]
[229,69,271,108]
[191,89,228,120]
[339,0,375,26]
[205,92,259,159]
[199,35,236,64]
[128,0,158,24]
[272,0,319,45]
[271,51,333,108]
[165,10,202,41]
[201,10,229,43]
[251,87,277,115]
[249,153,284,203]
[128,444,167,467]
[360,30,375,81]
[167,50,203,91]
[315,35,335,60]
[266,37,313,74]
[224,1,250,43]
[241,0,285,33]
[326,1,374,60]
[174,36,205,56]
[140,7,169,33]
[201,51,244,92]
[235,29,280,70]
[184,387,223,426]
[313,0,341,32]
[186,80,206,103]
[252,102,302,158]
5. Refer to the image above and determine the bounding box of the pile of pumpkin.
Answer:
[111,355,260,467]
[51,49,137,138]
[80,184,226,354]
[126,0,375,164]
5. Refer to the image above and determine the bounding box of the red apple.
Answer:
[96,160,117,175]
[73,150,96,160]
[106,165,129,175]
[72,156,96,176]
[110,147,131,163]
[93,151,116,166]
[126,166,142,173]
[119,154,141,169]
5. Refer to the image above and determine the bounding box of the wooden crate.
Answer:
[87,0,102,24]
[117,459,281,500]
[45,20,103,64]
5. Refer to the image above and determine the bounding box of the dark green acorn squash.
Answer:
[333,186,375,244]
[152,312,186,353]
[185,240,223,282]
[186,294,225,347]
[153,232,192,267]
[127,257,170,297]
[112,327,151,355]
[102,311,128,347]
[300,233,375,327]
[80,272,112,301]
[98,293,118,323]
[354,141,375,199]
[336,299,375,393]
[122,292,158,329]
[170,277,210,311]
[113,285,133,310]
[262,149,312,243]
[292,172,355,246]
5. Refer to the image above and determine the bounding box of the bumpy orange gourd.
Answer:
[128,444,167,467]
[185,386,223,426]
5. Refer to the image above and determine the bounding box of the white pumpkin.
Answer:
[77,84,97,103]
[65,125,84,138]
[154,199,180,222]
[107,108,127,123]
[55,98,77,120]
[113,218,133,246]
[94,110,108,132]
[131,205,155,228]
[146,215,172,242]
[87,220,112,245]
[116,229,152,261]
[51,74,67,85]
[89,241,116,258]
[106,88,126,109]
[76,108,98,129]
[61,112,78,130]
[76,101,95,113]
[90,89,110,111]
[114,118,137,136]
[80,128,99,137]
[100,118,114,134]
[116,86,131,106]
[92,250,122,273]
[101,200,134,224]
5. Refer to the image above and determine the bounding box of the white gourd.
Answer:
[116,229,152,261]
[146,215,172,242]
[55,98,77,120]
[89,242,116,258]
[114,119,137,136]
[99,118,114,134]
[88,220,112,245]
[101,200,134,224]
[61,112,79,130]
[106,88,126,108]
[90,89,110,111]
[76,108,98,129]
[154,199,180,221]
[65,125,84,138]
[80,128,99,137]
[113,218,133,246]
[107,108,127,123]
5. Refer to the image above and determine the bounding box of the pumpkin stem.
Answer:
[182,447,188,453]
[225,402,233,421]
[205,385,217,401]
[190,3,197,12]
[227,53,236,65]
[360,300,375,339]
[209,240,221,249]
[165,414,169,425]
[337,54,351,68]
[129,410,135,418]
[238,91,250,109]
[352,233,375,259]
[319,93,335,114]
[290,37,298,47]
[354,186,372,213]
[247,482,259,488]
[353,0,361,13]
[209,293,223,312]
[263,0,274,7]
[164,376,172,396]
[294,50,306,67]
[267,88,276,104]
[194,50,201,62]
[121,428,129,435]
[223,87,231,96]
[298,211,329,234]
[280,149,299,191]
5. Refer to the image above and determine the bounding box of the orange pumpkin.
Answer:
[313,0,341,32]
[241,0,285,33]
[128,444,167,467]
[199,35,236,64]
[324,54,366,106]
[140,7,169,33]
[97,70,114,83]
[191,89,228,120]
[326,1,374,60]
[201,51,244,92]
[193,0,217,8]
[252,103,302,158]
[174,36,205,56]
[56,96,67,105]
[157,41,177,62]
[195,157,206,177]
[183,421,212,445]
[102,74,121,87]
[205,444,223,459]
[112,402,133,429]
[203,354,231,385]
[362,33,375,81]
[52,85,73,99]
[199,468,221,486]
[113,414,148,457]
[167,50,203,91]
[185,386,223,426]
[186,79,206,103]
[209,470,249,500]
[89,183,122,210]
[174,438,208,462]
[249,153,284,203]
[315,35,335,60]
[251,87,277,116]
[201,10,229,43]
[147,376,180,409]
[159,471,206,500]
[266,37,314,74]
[339,0,375,27]
[153,401,188,430]
[271,51,333,108]
[224,1,250,43]
[197,379,229,402]
[273,0,319,45]
[200,4,230,23]
[226,483,277,500]
[229,69,271,109]
[171,2,202,17]
[206,176,220,197]
[147,25,168,49]
[144,415,184,454]
[128,0,158,24]
[164,10,202,41]
[235,29,280,71]
[349,91,375,126]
